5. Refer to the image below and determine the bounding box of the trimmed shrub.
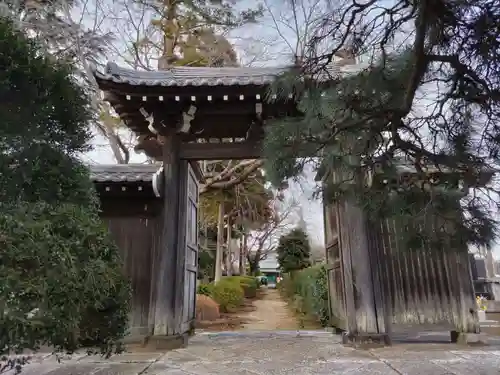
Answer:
[211,279,244,312]
[224,276,259,298]
[196,294,220,321]
[280,265,330,327]
[197,283,214,296]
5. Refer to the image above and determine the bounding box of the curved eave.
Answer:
[92,62,343,92]
[89,163,161,182]
[94,71,282,88]
[93,62,287,90]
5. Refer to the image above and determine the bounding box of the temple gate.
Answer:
[93,62,481,348]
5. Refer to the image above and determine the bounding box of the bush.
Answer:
[210,279,244,312]
[278,274,296,299]
[0,18,131,367]
[280,265,330,327]
[224,276,260,298]
[195,294,220,321]
[197,283,214,296]
[0,202,131,356]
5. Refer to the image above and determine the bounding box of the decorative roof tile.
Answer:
[89,164,161,182]
[93,62,342,88]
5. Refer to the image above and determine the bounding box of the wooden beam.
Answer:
[110,97,296,121]
[179,141,263,160]
[98,197,162,216]
[99,84,271,101]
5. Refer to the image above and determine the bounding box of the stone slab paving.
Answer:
[7,331,500,375]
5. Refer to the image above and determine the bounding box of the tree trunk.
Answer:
[239,234,244,276]
[97,120,129,164]
[105,126,129,164]
[214,202,224,283]
[248,258,259,276]
[158,0,177,69]
[225,217,232,276]
[241,228,248,275]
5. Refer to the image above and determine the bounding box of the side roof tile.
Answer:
[89,164,161,182]
[93,62,342,87]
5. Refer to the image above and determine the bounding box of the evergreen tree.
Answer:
[264,0,500,253]
[0,18,94,205]
[135,0,263,68]
[0,19,130,365]
[276,228,311,273]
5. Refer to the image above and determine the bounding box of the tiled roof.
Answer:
[93,62,342,87]
[89,164,161,182]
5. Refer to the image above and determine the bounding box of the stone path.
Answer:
[9,293,500,374]
[10,331,500,374]
[240,288,300,330]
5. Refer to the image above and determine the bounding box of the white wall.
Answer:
[259,251,279,272]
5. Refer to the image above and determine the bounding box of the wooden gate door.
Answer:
[181,162,199,333]
[323,201,348,331]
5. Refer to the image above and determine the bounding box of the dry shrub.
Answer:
[196,294,220,321]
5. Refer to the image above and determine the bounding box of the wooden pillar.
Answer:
[147,133,188,348]
[337,200,389,345]
[328,165,389,346]
[450,250,481,342]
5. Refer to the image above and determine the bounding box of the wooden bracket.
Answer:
[139,107,158,135]
[255,102,263,121]
[179,105,197,134]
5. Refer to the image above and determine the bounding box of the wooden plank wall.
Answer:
[323,166,479,336]
[323,200,478,336]
[378,219,478,333]
[103,214,163,337]
[147,210,166,335]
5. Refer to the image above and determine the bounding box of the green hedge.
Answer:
[224,276,260,298]
[211,278,245,312]
[279,265,330,327]
[197,276,260,312]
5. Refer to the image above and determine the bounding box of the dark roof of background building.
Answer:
[93,62,342,88]
[89,164,161,182]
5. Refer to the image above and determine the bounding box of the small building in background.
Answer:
[258,252,280,287]
[469,252,500,309]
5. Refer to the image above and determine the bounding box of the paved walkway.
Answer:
[10,331,500,374]
[10,292,500,374]
[240,288,300,330]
